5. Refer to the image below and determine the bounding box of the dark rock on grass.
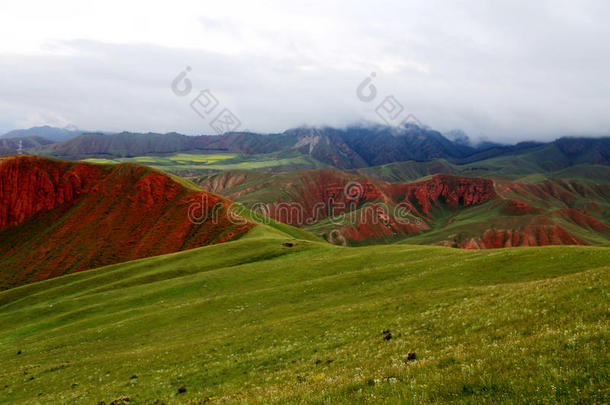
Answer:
[283,241,297,247]
[405,352,417,362]
[130,375,138,379]
[178,385,187,394]
[17,350,21,355]
[382,329,392,340]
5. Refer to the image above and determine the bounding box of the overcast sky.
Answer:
[0,0,609,142]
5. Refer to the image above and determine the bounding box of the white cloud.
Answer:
[0,0,609,141]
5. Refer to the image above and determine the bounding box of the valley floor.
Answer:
[0,229,608,404]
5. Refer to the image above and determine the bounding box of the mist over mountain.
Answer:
[26,124,608,170]
[444,129,472,146]
[1,125,92,142]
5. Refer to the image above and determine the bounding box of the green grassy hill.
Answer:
[1,226,608,404]
[355,158,610,184]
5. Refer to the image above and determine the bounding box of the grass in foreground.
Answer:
[0,230,608,404]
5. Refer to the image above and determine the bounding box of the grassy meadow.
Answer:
[82,152,328,177]
[0,225,608,404]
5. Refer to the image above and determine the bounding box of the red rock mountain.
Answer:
[198,170,498,244]
[0,156,254,290]
[197,169,610,248]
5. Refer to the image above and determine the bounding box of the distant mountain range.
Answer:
[12,124,606,170]
[36,124,479,167]
[0,125,85,142]
[0,136,54,150]
[3,124,609,172]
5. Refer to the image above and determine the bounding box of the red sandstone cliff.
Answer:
[388,174,496,217]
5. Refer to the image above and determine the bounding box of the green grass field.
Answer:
[355,158,610,184]
[82,152,328,178]
[0,224,608,404]
[79,147,610,188]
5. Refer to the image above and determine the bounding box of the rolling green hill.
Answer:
[351,139,609,183]
[355,158,610,184]
[0,227,608,404]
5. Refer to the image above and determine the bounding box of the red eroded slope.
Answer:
[244,172,496,243]
[0,156,103,230]
[502,200,543,215]
[387,174,496,217]
[555,208,610,234]
[334,175,496,243]
[258,172,495,225]
[256,170,382,226]
[460,226,587,249]
[197,168,609,248]
[0,156,254,290]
